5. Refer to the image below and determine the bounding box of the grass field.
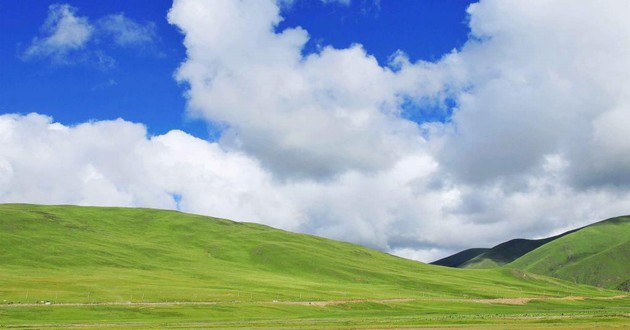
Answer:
[0,204,628,328]
[3,297,629,329]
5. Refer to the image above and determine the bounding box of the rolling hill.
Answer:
[509,216,630,291]
[0,204,627,328]
[432,228,579,269]
[432,216,630,291]
[430,248,489,268]
[0,203,611,303]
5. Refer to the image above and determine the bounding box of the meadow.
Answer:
[0,204,627,328]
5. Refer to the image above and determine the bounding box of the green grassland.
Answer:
[509,216,630,290]
[0,204,628,328]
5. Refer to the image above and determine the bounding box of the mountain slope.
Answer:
[461,232,577,269]
[432,229,578,269]
[431,248,488,267]
[0,204,612,304]
[509,216,630,290]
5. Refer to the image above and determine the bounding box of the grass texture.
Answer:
[0,204,627,328]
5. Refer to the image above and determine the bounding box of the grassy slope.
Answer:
[1,203,604,303]
[509,216,630,290]
[0,204,627,328]
[458,230,579,269]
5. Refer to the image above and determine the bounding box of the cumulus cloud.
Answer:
[22,3,158,66]
[167,0,446,179]
[0,113,299,228]
[437,0,630,189]
[7,0,630,262]
[162,0,630,259]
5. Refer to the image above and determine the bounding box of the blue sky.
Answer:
[0,0,472,138]
[1,0,629,262]
[0,0,191,136]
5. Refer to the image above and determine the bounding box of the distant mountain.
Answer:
[509,216,630,291]
[431,228,579,269]
[431,248,488,267]
[431,216,630,291]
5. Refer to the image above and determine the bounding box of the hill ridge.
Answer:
[431,227,580,268]
[431,215,630,290]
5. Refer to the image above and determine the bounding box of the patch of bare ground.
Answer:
[275,298,415,306]
[472,297,533,305]
[594,294,627,300]
[471,295,592,305]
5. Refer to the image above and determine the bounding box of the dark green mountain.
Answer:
[431,248,488,267]
[432,229,579,269]
[432,216,630,291]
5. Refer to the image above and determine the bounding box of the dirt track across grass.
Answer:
[3,294,626,308]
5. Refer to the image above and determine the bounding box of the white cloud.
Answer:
[163,0,630,259]
[167,0,444,179]
[436,0,630,189]
[22,4,93,63]
[0,113,301,229]
[22,4,159,66]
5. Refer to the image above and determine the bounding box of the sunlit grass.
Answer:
[0,204,627,328]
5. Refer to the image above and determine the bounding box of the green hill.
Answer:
[509,216,630,291]
[0,203,600,303]
[0,204,626,328]
[432,215,630,291]
[433,229,579,269]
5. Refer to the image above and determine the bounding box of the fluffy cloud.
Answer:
[167,0,446,179]
[438,0,630,189]
[22,4,158,66]
[163,0,630,258]
[6,0,630,262]
[0,113,298,228]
